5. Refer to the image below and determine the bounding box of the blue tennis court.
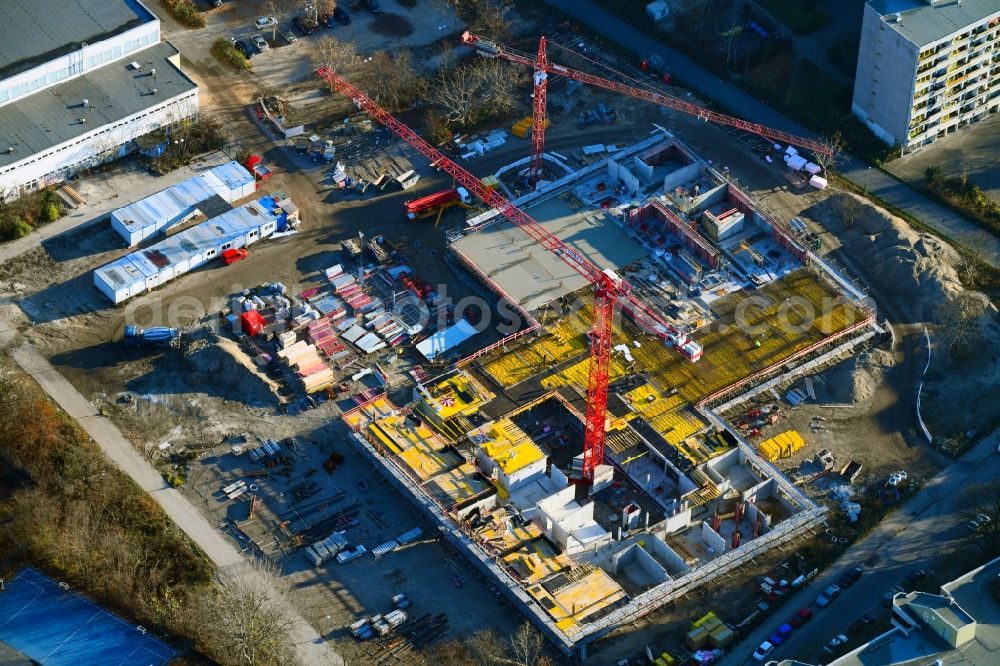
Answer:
[0,567,176,665]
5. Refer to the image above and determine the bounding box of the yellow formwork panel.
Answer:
[480,268,865,404]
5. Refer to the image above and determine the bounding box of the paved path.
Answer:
[0,314,341,666]
[718,428,1000,664]
[544,0,1000,265]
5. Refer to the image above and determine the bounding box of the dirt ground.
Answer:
[3,6,992,662]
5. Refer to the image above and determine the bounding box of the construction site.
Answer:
[11,12,993,665]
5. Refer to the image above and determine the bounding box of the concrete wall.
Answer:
[647,533,690,576]
[662,506,692,535]
[631,155,654,183]
[607,158,641,196]
[851,4,918,146]
[741,477,774,504]
[745,501,772,534]
[686,182,728,215]
[611,543,669,583]
[701,521,727,556]
[662,161,702,192]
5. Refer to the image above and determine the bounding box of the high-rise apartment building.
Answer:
[852,0,1000,153]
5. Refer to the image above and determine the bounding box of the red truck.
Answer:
[404,187,471,219]
[244,154,272,181]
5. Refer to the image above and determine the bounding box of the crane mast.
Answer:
[316,67,691,481]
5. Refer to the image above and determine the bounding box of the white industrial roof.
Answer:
[95,197,281,291]
[112,161,254,233]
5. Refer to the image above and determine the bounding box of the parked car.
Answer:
[789,607,814,628]
[222,248,248,265]
[815,584,841,608]
[969,513,992,531]
[847,613,877,635]
[768,623,793,646]
[882,585,905,607]
[837,566,864,588]
[752,641,774,662]
[255,16,277,30]
[902,569,929,589]
[822,634,849,654]
[278,28,297,43]
[251,34,268,51]
[234,39,255,59]
[333,6,351,24]
[362,0,382,14]
[294,15,317,34]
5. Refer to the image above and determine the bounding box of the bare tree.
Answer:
[310,35,361,86]
[448,0,512,40]
[814,131,846,175]
[435,62,483,126]
[297,0,319,23]
[956,237,986,289]
[262,0,281,41]
[508,622,545,666]
[938,292,987,358]
[358,50,425,112]
[192,560,296,666]
[466,628,506,666]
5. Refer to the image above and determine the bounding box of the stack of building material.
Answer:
[307,319,348,359]
[310,294,347,319]
[757,430,805,462]
[278,340,334,392]
[396,527,423,544]
[355,332,387,355]
[277,330,298,349]
[366,312,406,346]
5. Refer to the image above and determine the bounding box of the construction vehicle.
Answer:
[322,140,336,164]
[244,154,272,181]
[295,136,309,153]
[460,32,831,185]
[317,67,701,483]
[404,187,472,219]
[122,325,180,349]
[309,137,325,162]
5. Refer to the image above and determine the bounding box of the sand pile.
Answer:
[182,332,279,408]
[823,348,895,405]
[806,193,978,321]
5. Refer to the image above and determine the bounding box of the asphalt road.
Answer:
[542,0,1000,265]
[719,430,1000,665]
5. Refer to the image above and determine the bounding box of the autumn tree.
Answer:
[448,0,512,40]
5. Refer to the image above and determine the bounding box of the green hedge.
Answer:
[210,37,251,71]
[161,0,205,29]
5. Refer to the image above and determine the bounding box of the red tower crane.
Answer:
[316,67,692,482]
[461,31,832,178]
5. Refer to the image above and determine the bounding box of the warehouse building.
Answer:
[94,195,298,304]
[852,0,1000,152]
[110,161,256,246]
[0,0,199,200]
